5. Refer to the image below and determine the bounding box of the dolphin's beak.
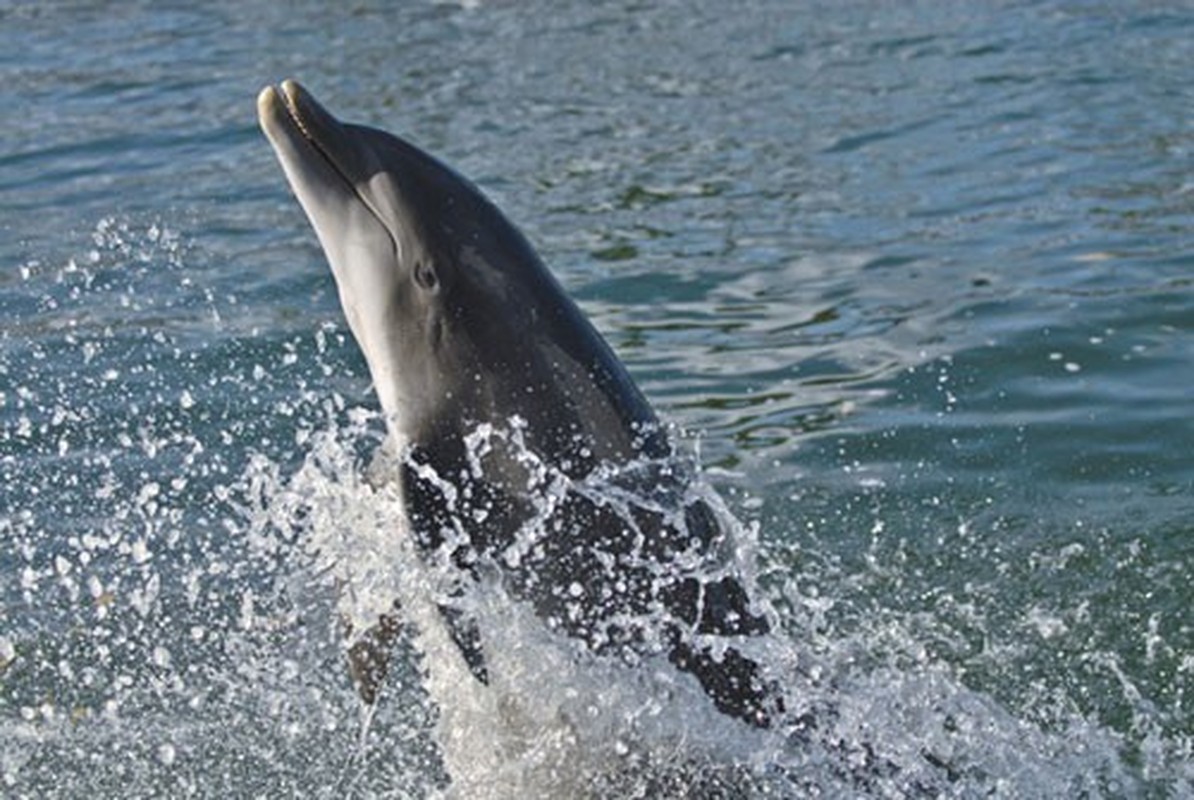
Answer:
[259,82,331,145]
[258,80,359,178]
[257,80,304,152]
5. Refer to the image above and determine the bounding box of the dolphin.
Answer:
[257,80,780,727]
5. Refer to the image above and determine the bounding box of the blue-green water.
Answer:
[1,1,1190,796]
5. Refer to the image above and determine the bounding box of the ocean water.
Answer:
[1,1,1191,797]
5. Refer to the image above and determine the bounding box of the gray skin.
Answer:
[258,80,779,727]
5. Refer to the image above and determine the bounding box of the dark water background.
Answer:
[1,1,1190,796]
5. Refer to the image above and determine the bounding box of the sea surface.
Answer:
[1,1,1191,797]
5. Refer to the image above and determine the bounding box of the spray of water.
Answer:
[2,219,1185,797]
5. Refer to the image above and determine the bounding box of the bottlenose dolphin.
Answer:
[257,80,779,727]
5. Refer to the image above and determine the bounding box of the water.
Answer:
[1,0,1190,796]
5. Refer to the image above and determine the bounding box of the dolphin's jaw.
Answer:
[258,82,434,440]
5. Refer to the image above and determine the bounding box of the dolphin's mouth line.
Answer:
[276,85,356,195]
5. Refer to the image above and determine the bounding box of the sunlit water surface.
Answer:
[1,1,1191,797]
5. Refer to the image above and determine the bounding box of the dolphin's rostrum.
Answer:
[258,80,780,727]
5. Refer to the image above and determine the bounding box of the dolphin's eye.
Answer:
[414,260,439,292]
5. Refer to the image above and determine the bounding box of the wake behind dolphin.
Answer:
[256,80,781,747]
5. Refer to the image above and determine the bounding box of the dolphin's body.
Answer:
[257,80,779,727]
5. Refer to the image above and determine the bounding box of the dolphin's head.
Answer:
[258,80,659,464]
[258,80,486,441]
